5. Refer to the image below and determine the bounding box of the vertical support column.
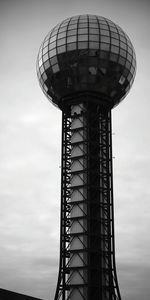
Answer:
[54,101,121,300]
[68,104,88,300]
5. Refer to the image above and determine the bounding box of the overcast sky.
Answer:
[0,0,150,299]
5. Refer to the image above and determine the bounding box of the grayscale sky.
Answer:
[0,0,150,299]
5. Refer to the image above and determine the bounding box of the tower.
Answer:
[36,14,136,300]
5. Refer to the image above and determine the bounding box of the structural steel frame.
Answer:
[54,99,121,300]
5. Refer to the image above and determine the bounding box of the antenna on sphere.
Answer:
[37,14,136,300]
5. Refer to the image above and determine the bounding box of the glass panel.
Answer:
[67,42,76,51]
[90,23,99,28]
[110,53,118,62]
[89,28,99,34]
[127,53,132,63]
[71,16,79,21]
[119,75,126,85]
[101,36,110,43]
[125,60,131,69]
[89,15,97,20]
[107,20,115,25]
[60,22,68,28]
[51,30,58,38]
[99,67,107,74]
[52,64,60,73]
[58,26,67,33]
[133,50,136,60]
[89,49,98,56]
[132,58,136,67]
[127,40,132,50]
[49,41,56,50]
[79,15,88,20]
[58,32,66,39]
[118,56,125,66]
[44,60,51,69]
[79,18,88,24]
[100,24,108,30]
[57,45,66,54]
[89,20,98,25]
[40,65,44,74]
[43,53,49,62]
[111,32,119,39]
[98,19,107,25]
[42,72,47,81]
[89,34,99,42]
[78,28,88,34]
[67,35,77,43]
[78,23,88,28]
[69,19,78,24]
[127,72,133,82]
[120,41,127,50]
[50,56,58,66]
[43,40,49,48]
[117,28,124,36]
[68,24,78,30]
[78,35,88,41]
[123,68,129,77]
[109,26,118,33]
[130,65,135,75]
[120,48,126,58]
[42,47,48,55]
[57,38,66,46]
[118,28,124,36]
[89,67,97,75]
[126,35,131,43]
[111,45,119,54]
[111,38,119,46]
[120,36,126,43]
[50,48,56,57]
[50,35,57,43]
[39,58,43,67]
[100,43,110,51]
[99,51,108,59]
[110,90,117,98]
[78,41,88,49]
[100,29,110,36]
[67,29,77,36]
[109,22,116,27]
[43,83,48,92]
[89,41,99,49]
[40,77,44,85]
[128,46,133,55]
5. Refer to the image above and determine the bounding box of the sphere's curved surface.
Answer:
[37,14,136,109]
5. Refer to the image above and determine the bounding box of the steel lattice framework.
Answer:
[54,99,121,300]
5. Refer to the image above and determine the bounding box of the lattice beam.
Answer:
[54,101,121,300]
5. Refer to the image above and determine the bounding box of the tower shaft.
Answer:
[55,100,121,300]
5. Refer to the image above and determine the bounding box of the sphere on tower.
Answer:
[37,15,136,109]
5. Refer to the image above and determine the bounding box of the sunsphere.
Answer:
[37,14,136,300]
[37,14,136,109]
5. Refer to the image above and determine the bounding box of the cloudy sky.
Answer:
[0,0,150,299]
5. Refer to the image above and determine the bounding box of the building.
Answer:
[37,14,136,300]
[0,288,43,300]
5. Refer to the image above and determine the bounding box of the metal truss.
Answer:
[54,100,121,300]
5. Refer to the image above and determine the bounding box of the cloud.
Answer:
[0,1,150,300]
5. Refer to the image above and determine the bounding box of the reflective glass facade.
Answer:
[37,15,136,109]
